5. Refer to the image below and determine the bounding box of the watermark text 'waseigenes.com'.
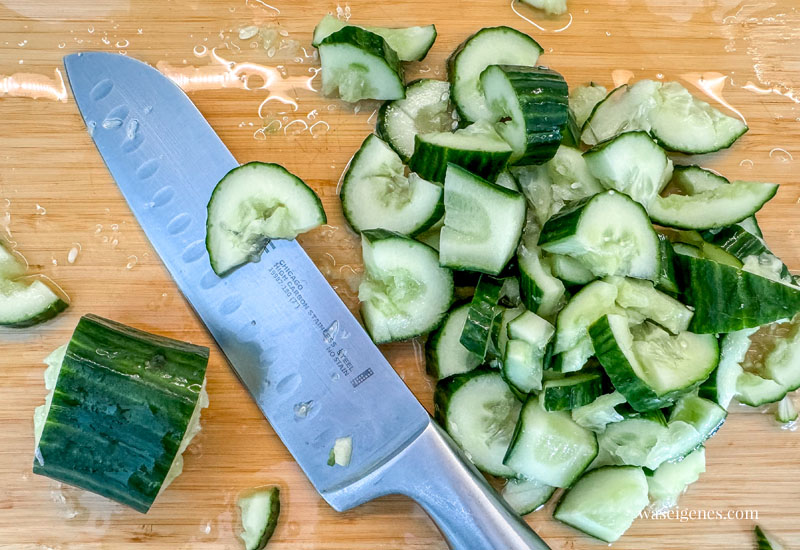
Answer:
[639,508,759,523]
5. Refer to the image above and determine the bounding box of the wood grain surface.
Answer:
[2,0,800,548]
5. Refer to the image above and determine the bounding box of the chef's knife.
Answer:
[64,52,549,550]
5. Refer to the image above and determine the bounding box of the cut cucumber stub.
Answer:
[590,315,719,412]
[582,80,747,154]
[448,26,543,122]
[312,15,437,62]
[647,447,705,512]
[674,253,800,333]
[554,280,619,354]
[0,278,68,328]
[377,79,456,162]
[571,391,627,432]
[340,134,442,236]
[539,191,660,281]
[434,369,521,477]
[409,121,513,184]
[481,64,569,165]
[426,303,483,379]
[584,131,673,206]
[504,397,598,487]
[206,162,326,276]
[238,486,280,550]
[501,477,556,516]
[570,83,608,128]
[539,371,604,411]
[520,0,567,15]
[33,315,210,513]
[698,328,757,409]
[460,274,505,358]
[440,163,526,275]
[606,276,693,334]
[649,180,778,230]
[319,26,404,102]
[668,394,727,454]
[359,230,453,343]
[553,466,649,543]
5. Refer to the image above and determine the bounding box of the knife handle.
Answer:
[324,420,551,550]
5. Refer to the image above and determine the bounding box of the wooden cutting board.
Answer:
[2,0,800,548]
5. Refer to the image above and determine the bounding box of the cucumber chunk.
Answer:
[504,397,598,487]
[359,230,453,343]
[434,369,521,477]
[737,318,800,405]
[409,121,513,184]
[481,64,569,165]
[570,83,608,128]
[0,241,26,279]
[501,477,556,515]
[377,79,456,161]
[448,26,543,122]
[554,280,619,354]
[647,447,705,511]
[590,315,719,412]
[571,391,627,432]
[670,164,729,194]
[553,466,649,543]
[584,131,673,206]
[439,163,526,275]
[539,191,660,281]
[340,134,442,236]
[0,279,68,328]
[426,303,483,379]
[319,27,404,102]
[238,486,280,550]
[206,162,326,276]
[312,15,437,62]
[539,371,604,411]
[33,315,210,513]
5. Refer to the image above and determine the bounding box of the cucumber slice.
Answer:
[755,525,787,550]
[409,121,513,184]
[481,65,569,165]
[340,134,443,236]
[539,191,660,281]
[553,466,649,543]
[571,391,627,432]
[312,15,437,62]
[448,26,543,122]
[650,181,778,230]
[33,315,209,513]
[582,80,747,154]
[0,241,26,279]
[238,486,280,550]
[539,371,604,411]
[584,131,673,206]
[520,0,567,15]
[656,234,680,296]
[647,447,705,511]
[698,328,758,409]
[554,280,619,354]
[459,274,505,358]
[206,162,326,276]
[434,369,521,477]
[503,311,554,393]
[504,397,598,487]
[674,253,800,333]
[426,303,483,379]
[440,163,526,275]
[0,279,68,328]
[570,83,608,128]
[319,27,404,102]
[377,79,456,162]
[590,315,719,412]
[518,230,566,318]
[550,254,595,286]
[359,230,453,343]
[776,396,798,423]
[501,477,556,515]
[606,276,693,334]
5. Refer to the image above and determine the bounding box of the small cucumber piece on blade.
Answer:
[359,230,453,343]
[340,134,442,236]
[312,15,437,62]
[238,486,280,550]
[481,64,569,165]
[377,79,456,162]
[448,26,543,122]
[319,27,404,102]
[553,466,649,543]
[434,369,521,477]
[206,162,326,276]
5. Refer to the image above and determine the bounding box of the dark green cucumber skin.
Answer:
[2,297,68,328]
[489,65,569,166]
[408,134,511,184]
[519,257,545,313]
[755,526,779,550]
[561,112,581,149]
[251,487,281,550]
[675,253,800,334]
[656,234,680,297]
[702,224,794,281]
[537,194,591,246]
[320,25,403,77]
[541,372,604,411]
[460,275,505,358]
[589,316,687,412]
[34,314,209,513]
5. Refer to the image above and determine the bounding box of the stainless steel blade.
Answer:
[63,52,429,505]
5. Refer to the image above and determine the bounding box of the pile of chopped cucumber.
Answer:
[312,17,800,543]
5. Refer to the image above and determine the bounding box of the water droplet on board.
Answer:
[67,244,81,264]
[239,25,259,40]
[35,204,46,215]
[769,147,793,162]
[740,159,754,168]
[126,255,138,270]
